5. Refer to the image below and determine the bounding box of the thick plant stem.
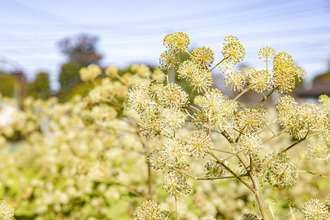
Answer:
[250,172,269,220]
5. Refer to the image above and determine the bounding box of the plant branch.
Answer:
[210,56,230,72]
[209,152,255,193]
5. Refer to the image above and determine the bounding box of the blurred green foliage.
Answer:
[28,72,51,100]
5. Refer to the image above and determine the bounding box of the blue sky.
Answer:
[0,0,329,90]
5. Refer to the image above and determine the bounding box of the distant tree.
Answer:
[57,33,103,101]
[0,72,17,97]
[0,70,28,106]
[28,72,51,100]
[58,34,102,67]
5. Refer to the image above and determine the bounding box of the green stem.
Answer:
[210,56,230,72]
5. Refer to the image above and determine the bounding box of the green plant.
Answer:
[127,32,330,219]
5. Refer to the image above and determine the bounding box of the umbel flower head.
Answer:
[163,31,190,52]
[162,171,191,197]
[79,64,102,82]
[0,200,14,220]
[134,200,165,220]
[261,151,298,188]
[272,52,306,94]
[220,35,245,68]
[185,131,212,158]
[191,46,214,68]
[302,198,330,220]
[177,60,212,92]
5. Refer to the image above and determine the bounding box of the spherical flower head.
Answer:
[272,52,306,94]
[159,49,180,70]
[157,83,189,109]
[178,60,198,79]
[301,138,328,162]
[162,171,191,197]
[164,138,186,155]
[105,65,118,78]
[302,199,330,220]
[237,134,263,155]
[258,46,275,62]
[138,111,163,138]
[185,131,212,158]
[79,64,102,82]
[262,151,298,188]
[241,213,259,220]
[225,70,246,91]
[204,161,226,178]
[235,108,269,134]
[178,60,212,92]
[0,200,14,220]
[147,149,169,170]
[192,46,215,68]
[246,68,271,93]
[221,35,245,67]
[163,32,190,52]
[134,200,163,220]
[161,108,187,131]
[194,88,236,130]
[125,85,153,114]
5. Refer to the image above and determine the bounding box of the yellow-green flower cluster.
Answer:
[191,46,214,68]
[276,96,329,139]
[185,131,212,158]
[0,200,14,220]
[262,152,298,188]
[79,63,102,82]
[162,171,191,197]
[258,46,275,62]
[163,32,190,52]
[220,35,245,68]
[134,200,164,220]
[177,60,213,92]
[302,199,330,220]
[272,52,306,94]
